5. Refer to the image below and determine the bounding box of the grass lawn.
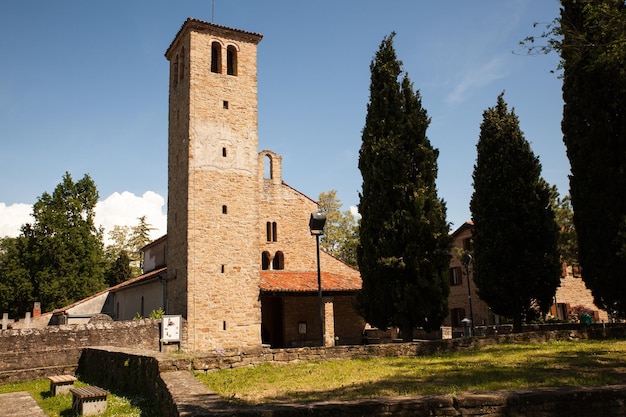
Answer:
[0,379,160,417]
[195,339,626,404]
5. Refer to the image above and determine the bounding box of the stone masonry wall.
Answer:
[259,178,320,272]
[166,21,263,352]
[76,327,626,417]
[259,172,361,279]
[0,318,162,384]
[556,266,610,322]
[80,345,626,417]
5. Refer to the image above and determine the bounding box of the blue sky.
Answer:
[0,1,566,239]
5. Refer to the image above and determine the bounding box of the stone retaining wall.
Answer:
[188,325,626,372]
[0,318,161,383]
[2,320,625,384]
[4,323,626,415]
[78,346,626,417]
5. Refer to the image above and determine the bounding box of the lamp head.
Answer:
[462,253,472,267]
[309,212,327,235]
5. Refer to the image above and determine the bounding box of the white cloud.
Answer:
[0,203,33,237]
[349,205,361,219]
[95,191,167,244]
[0,192,167,246]
[446,56,509,105]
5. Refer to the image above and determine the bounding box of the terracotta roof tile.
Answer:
[260,271,361,293]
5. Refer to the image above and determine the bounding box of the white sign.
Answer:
[161,315,181,342]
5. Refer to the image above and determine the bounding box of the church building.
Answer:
[161,18,363,352]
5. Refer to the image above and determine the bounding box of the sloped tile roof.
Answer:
[260,271,362,293]
[451,220,474,237]
[52,267,168,314]
[109,267,167,291]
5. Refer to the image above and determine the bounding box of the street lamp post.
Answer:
[462,253,474,337]
[309,212,327,347]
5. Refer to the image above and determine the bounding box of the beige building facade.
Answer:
[445,221,609,333]
[445,222,497,333]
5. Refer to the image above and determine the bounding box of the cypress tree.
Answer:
[560,0,626,318]
[105,250,133,287]
[470,93,561,332]
[357,33,451,340]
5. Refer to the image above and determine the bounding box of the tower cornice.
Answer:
[165,17,263,60]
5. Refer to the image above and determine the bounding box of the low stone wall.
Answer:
[2,320,624,384]
[5,323,626,415]
[0,318,162,383]
[189,325,626,372]
[79,346,626,417]
[77,348,180,416]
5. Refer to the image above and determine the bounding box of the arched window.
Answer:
[227,45,237,75]
[179,46,185,80]
[272,251,284,270]
[266,221,278,242]
[211,42,222,73]
[264,154,273,179]
[262,251,271,270]
[172,54,179,86]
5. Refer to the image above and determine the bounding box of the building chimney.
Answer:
[33,302,41,318]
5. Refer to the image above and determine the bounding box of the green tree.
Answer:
[104,216,155,277]
[105,225,132,259]
[470,93,561,332]
[104,250,133,287]
[128,215,155,273]
[549,187,578,267]
[20,172,106,311]
[317,190,359,268]
[521,0,626,319]
[357,33,452,341]
[0,237,33,317]
[560,0,626,318]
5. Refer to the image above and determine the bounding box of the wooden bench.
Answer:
[48,374,77,396]
[70,386,108,416]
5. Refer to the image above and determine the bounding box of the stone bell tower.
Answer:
[164,19,263,351]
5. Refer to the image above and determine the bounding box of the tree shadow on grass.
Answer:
[254,345,626,404]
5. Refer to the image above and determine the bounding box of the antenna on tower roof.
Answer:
[212,0,215,23]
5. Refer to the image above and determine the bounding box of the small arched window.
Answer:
[261,251,271,270]
[179,46,185,80]
[211,42,222,73]
[266,221,278,242]
[273,251,284,270]
[264,154,273,179]
[227,45,237,75]
[172,54,179,86]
